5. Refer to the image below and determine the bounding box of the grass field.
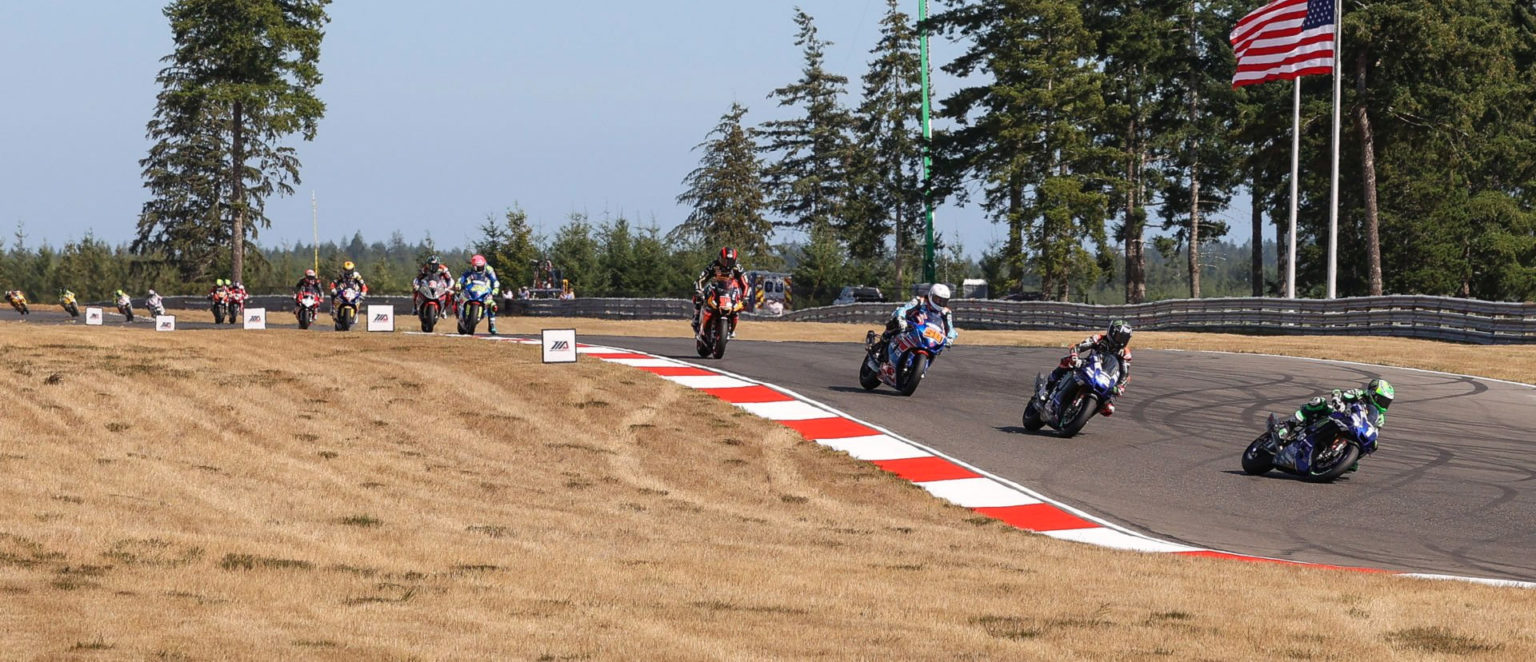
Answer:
[2,323,1534,660]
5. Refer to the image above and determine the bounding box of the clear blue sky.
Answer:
[0,1,1257,258]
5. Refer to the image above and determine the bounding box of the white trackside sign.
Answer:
[244,308,267,330]
[367,305,395,332]
[542,328,577,363]
[85,307,103,325]
[155,315,176,331]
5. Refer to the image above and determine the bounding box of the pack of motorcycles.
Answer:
[8,286,1374,483]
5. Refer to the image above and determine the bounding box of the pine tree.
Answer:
[933,0,1113,300]
[548,213,602,296]
[852,0,925,281]
[475,207,540,290]
[673,103,772,257]
[134,0,329,285]
[758,10,856,234]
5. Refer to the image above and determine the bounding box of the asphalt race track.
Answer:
[591,335,1536,582]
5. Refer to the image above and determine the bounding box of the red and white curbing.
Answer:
[480,334,1535,589]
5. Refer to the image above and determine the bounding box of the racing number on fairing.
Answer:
[922,326,947,343]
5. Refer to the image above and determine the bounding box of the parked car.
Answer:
[834,286,886,306]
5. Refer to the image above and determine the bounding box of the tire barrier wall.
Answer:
[155,294,1536,344]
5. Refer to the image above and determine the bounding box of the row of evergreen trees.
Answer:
[676,1,1536,303]
[0,217,1271,307]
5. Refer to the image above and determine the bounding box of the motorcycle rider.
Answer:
[330,260,369,309]
[692,247,749,337]
[458,254,500,335]
[875,283,958,355]
[1277,378,1395,441]
[412,255,453,317]
[4,289,27,314]
[1045,320,1133,417]
[144,289,164,316]
[294,269,323,297]
[229,281,248,316]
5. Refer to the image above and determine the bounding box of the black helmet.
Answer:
[1365,378,1395,413]
[717,246,738,270]
[1105,320,1133,350]
[427,255,441,268]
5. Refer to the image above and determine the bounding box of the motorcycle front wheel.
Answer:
[711,316,728,359]
[898,354,929,397]
[1302,439,1360,483]
[1059,391,1098,438]
[1021,399,1045,431]
[1241,434,1275,475]
[298,309,313,330]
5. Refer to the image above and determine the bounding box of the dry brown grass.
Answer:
[1,323,1534,660]
[495,316,1536,384]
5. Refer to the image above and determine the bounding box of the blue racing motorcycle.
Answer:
[859,312,949,396]
[1021,350,1121,437]
[457,278,495,335]
[1241,403,1379,482]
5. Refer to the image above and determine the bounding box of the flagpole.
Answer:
[1288,79,1299,299]
[312,191,319,273]
[1325,0,1341,299]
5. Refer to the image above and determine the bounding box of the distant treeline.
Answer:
[2,216,1275,307]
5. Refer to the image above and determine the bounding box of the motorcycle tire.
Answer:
[335,307,353,332]
[1241,434,1276,475]
[298,309,312,330]
[858,356,880,391]
[461,306,481,335]
[420,306,437,333]
[1021,400,1045,431]
[1059,392,1098,438]
[898,354,929,397]
[67,304,78,318]
[213,305,225,325]
[711,316,728,359]
[1302,440,1360,483]
[124,309,134,323]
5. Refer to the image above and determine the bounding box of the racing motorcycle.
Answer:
[1021,350,1121,437]
[5,291,28,316]
[145,293,164,318]
[1241,402,1379,483]
[694,279,742,359]
[333,285,362,332]
[294,289,321,329]
[457,277,494,335]
[59,291,79,318]
[226,288,245,325]
[858,310,949,397]
[416,277,452,333]
[114,292,135,323]
[209,286,230,324]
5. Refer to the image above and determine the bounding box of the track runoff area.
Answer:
[21,305,1536,588]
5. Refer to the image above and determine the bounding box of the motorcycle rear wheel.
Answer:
[1241,434,1275,475]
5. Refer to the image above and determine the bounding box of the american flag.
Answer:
[1230,0,1336,88]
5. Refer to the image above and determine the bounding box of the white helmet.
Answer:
[926,283,951,308]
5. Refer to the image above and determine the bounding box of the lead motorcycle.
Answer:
[209,285,230,324]
[333,285,362,331]
[858,311,949,397]
[1021,350,1121,437]
[457,277,495,335]
[1241,402,1378,483]
[114,291,135,323]
[694,279,742,359]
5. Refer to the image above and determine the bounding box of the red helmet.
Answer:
[471,254,487,270]
[304,269,316,278]
[717,247,738,270]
